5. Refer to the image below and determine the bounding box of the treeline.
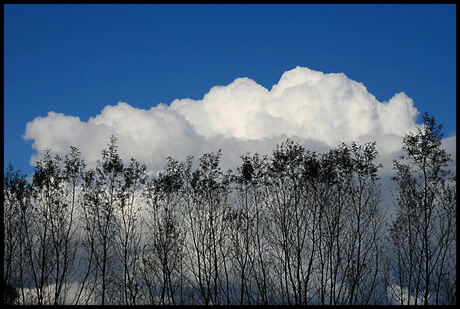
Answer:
[3,113,456,305]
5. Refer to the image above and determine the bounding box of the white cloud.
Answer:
[23,66,454,178]
[169,67,419,145]
[24,104,207,172]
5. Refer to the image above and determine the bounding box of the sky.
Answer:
[4,4,456,178]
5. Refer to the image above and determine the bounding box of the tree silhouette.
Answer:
[3,114,456,305]
[390,113,456,305]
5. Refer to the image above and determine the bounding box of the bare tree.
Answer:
[263,139,315,305]
[182,151,232,305]
[301,149,335,305]
[81,136,124,305]
[26,151,68,304]
[343,142,386,305]
[3,164,32,304]
[226,153,277,304]
[141,157,186,305]
[311,145,351,305]
[226,155,258,305]
[389,113,456,305]
[4,116,454,305]
[113,158,147,305]
[46,146,85,305]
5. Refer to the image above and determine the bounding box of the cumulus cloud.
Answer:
[169,68,419,145]
[23,66,454,178]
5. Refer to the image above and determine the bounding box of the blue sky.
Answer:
[4,4,456,176]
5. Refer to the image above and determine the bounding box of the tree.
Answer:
[141,157,185,305]
[344,142,386,305]
[3,164,32,304]
[18,147,84,305]
[4,117,454,305]
[49,146,85,305]
[29,150,69,304]
[231,153,275,305]
[226,154,259,305]
[114,158,147,305]
[264,139,311,305]
[390,113,456,305]
[81,135,125,305]
[182,151,232,305]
